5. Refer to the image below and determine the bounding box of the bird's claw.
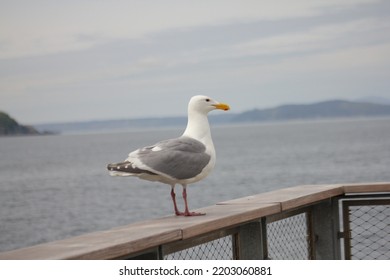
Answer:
[175,211,205,217]
[186,212,206,216]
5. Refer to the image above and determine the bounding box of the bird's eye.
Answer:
[205,98,210,102]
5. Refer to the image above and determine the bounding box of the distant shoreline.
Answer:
[5,99,390,136]
[34,115,390,136]
[0,111,56,137]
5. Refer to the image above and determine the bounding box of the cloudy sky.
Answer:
[1,0,390,124]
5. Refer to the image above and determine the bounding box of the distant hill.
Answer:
[0,111,43,136]
[355,96,390,105]
[34,99,390,134]
[232,100,390,122]
[35,114,235,134]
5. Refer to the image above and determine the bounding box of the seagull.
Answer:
[107,95,230,216]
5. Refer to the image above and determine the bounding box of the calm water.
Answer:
[1,118,390,252]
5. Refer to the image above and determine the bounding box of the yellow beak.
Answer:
[213,103,230,111]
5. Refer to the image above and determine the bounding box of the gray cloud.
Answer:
[1,0,389,123]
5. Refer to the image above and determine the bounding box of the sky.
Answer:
[1,0,390,124]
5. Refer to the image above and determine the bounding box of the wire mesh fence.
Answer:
[165,211,312,260]
[343,199,390,260]
[165,235,234,260]
[266,212,311,260]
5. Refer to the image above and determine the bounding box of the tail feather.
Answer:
[107,161,156,176]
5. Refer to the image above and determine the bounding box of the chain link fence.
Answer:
[165,211,312,260]
[342,199,390,260]
[266,212,311,260]
[165,235,234,260]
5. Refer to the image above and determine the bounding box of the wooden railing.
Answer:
[0,182,389,260]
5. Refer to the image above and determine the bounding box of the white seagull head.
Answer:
[188,95,230,114]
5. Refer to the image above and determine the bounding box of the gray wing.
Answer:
[132,136,211,180]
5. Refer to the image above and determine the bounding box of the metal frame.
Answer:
[341,196,390,259]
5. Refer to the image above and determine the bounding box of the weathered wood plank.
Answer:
[0,222,182,260]
[177,203,280,239]
[0,203,279,259]
[218,184,344,211]
[342,182,390,193]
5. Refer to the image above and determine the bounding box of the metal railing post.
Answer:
[235,218,267,260]
[311,197,342,259]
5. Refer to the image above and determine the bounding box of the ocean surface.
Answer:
[1,118,390,253]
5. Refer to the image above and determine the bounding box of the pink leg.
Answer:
[182,185,205,216]
[171,185,184,216]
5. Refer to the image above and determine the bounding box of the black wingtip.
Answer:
[107,163,118,171]
[107,161,157,175]
[107,161,133,172]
